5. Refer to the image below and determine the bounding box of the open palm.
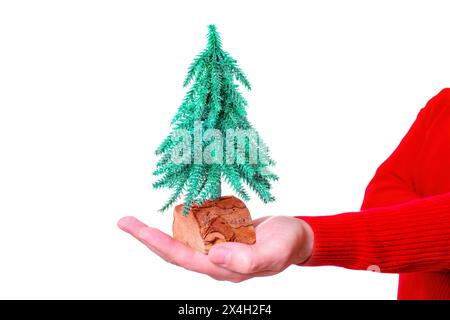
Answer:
[118,215,313,282]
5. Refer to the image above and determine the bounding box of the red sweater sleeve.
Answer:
[298,90,450,273]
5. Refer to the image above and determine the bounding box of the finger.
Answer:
[208,241,276,274]
[117,216,249,281]
[117,216,149,238]
[118,216,162,252]
[118,216,204,268]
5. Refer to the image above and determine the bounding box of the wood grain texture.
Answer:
[173,196,256,253]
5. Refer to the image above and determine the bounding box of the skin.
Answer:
[118,215,314,283]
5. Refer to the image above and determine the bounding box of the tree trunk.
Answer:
[173,196,256,253]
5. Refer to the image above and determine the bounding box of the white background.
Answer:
[1,0,449,299]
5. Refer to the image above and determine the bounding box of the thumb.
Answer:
[208,242,271,274]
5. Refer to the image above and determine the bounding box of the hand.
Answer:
[117,215,314,283]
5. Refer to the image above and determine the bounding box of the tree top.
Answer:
[207,24,222,51]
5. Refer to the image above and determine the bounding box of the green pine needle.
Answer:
[154,25,277,214]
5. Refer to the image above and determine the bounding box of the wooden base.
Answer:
[173,196,256,254]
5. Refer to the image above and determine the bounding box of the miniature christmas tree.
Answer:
[153,25,277,225]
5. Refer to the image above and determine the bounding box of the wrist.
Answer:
[294,218,314,264]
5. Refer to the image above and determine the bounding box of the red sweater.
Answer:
[299,89,450,300]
